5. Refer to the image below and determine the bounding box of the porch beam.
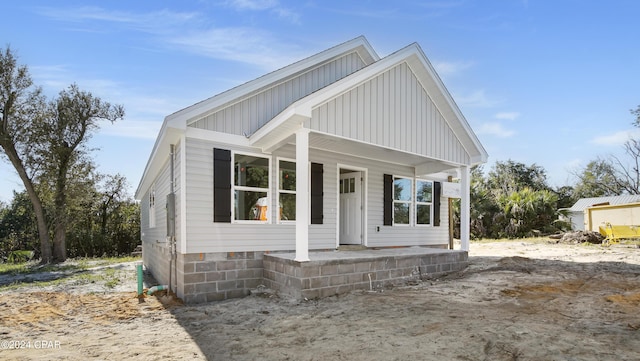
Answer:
[295,128,310,262]
[414,160,458,177]
[459,165,470,251]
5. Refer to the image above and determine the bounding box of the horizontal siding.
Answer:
[191,52,366,136]
[142,142,182,271]
[311,62,470,165]
[184,139,449,254]
[141,157,171,244]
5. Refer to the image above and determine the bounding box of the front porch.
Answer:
[263,247,468,299]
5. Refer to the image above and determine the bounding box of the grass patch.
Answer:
[0,255,135,291]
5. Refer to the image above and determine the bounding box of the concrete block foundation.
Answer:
[145,247,467,304]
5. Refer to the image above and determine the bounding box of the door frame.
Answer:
[336,164,368,248]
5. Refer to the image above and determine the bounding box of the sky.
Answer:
[1,0,639,203]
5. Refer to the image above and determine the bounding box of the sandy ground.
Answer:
[1,240,639,361]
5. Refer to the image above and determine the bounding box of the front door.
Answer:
[339,171,362,245]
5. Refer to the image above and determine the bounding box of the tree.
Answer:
[0,47,124,262]
[0,47,52,262]
[572,159,623,198]
[454,162,565,239]
[609,138,640,195]
[487,160,549,194]
[37,85,124,261]
[0,192,39,259]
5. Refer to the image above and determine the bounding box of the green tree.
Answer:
[0,47,124,262]
[38,85,124,261]
[455,162,564,239]
[572,159,622,198]
[487,160,549,194]
[0,191,39,259]
[0,47,52,262]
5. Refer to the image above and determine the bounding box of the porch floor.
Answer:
[262,247,468,299]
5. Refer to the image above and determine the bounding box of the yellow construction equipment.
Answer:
[598,222,640,243]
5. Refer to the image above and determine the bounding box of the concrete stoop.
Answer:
[262,248,468,299]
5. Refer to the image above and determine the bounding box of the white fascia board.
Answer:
[249,109,309,152]
[185,127,251,148]
[165,36,379,128]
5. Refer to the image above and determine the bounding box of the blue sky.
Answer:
[1,0,639,202]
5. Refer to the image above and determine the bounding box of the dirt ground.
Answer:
[1,240,639,361]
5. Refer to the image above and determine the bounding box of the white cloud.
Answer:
[432,60,473,76]
[591,129,640,146]
[456,89,501,108]
[224,0,301,23]
[37,6,303,70]
[168,28,303,70]
[477,122,515,138]
[228,0,279,11]
[495,112,520,121]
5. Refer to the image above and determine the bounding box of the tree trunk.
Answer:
[0,139,52,262]
[52,169,68,262]
[52,221,66,262]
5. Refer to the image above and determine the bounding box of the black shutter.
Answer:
[310,163,323,224]
[433,181,441,227]
[213,148,231,223]
[383,174,393,226]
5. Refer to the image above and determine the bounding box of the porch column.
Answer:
[460,165,471,251]
[295,128,310,262]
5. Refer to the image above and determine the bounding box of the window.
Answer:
[233,153,270,222]
[416,179,433,225]
[278,159,296,221]
[148,183,156,228]
[393,177,412,225]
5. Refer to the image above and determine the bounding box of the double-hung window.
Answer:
[278,159,296,222]
[416,179,433,225]
[393,177,412,225]
[233,153,270,222]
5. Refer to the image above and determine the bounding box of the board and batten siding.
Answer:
[311,62,470,165]
[183,138,449,254]
[190,52,366,136]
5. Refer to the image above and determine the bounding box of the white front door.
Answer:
[339,171,362,245]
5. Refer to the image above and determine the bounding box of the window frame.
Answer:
[415,178,434,227]
[148,183,156,228]
[392,176,413,226]
[277,157,297,224]
[231,151,271,224]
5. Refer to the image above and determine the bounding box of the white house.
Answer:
[135,36,488,303]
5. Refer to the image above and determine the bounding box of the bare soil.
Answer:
[1,240,639,360]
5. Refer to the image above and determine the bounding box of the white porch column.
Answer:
[460,165,471,251]
[295,128,310,262]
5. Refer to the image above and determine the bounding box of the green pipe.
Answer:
[148,285,168,295]
[136,263,143,296]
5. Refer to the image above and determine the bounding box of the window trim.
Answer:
[277,157,297,224]
[231,151,272,224]
[392,176,413,226]
[415,178,434,227]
